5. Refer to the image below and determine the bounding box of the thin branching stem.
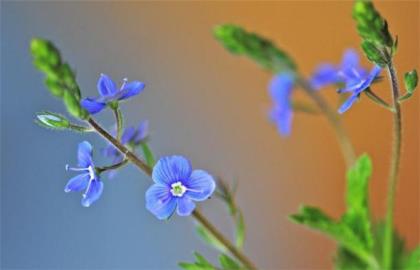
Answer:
[296,77,356,169]
[364,88,394,112]
[383,58,402,270]
[87,117,258,270]
[96,159,129,174]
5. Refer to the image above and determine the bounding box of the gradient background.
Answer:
[1,1,418,269]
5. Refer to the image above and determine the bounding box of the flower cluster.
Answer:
[269,49,381,136]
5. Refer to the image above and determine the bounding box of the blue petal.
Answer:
[97,74,117,96]
[102,144,120,158]
[310,64,339,90]
[176,196,195,216]
[133,120,149,143]
[341,49,359,71]
[116,81,145,100]
[64,173,89,192]
[152,155,192,185]
[269,73,294,105]
[145,184,177,220]
[78,141,93,167]
[185,170,216,201]
[270,105,293,136]
[338,93,359,114]
[81,179,104,207]
[81,98,106,114]
[121,126,136,145]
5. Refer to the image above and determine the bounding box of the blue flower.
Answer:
[269,73,294,136]
[81,74,145,114]
[337,65,382,114]
[65,141,103,207]
[102,121,149,178]
[145,155,216,220]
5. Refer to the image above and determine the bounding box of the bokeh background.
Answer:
[1,1,418,269]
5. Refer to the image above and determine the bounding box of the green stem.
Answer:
[296,77,356,169]
[364,88,394,112]
[383,59,402,270]
[113,106,123,140]
[87,117,258,270]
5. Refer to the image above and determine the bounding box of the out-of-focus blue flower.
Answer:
[102,121,149,178]
[338,65,381,114]
[81,74,145,114]
[145,155,216,220]
[269,73,294,136]
[65,141,103,207]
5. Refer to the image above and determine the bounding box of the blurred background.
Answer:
[1,1,418,269]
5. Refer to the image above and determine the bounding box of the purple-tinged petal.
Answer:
[176,196,195,216]
[145,184,176,220]
[270,105,293,136]
[102,144,120,159]
[78,141,93,167]
[121,126,136,145]
[64,173,89,192]
[116,81,145,100]
[81,180,104,207]
[269,73,294,105]
[133,120,149,143]
[97,74,117,96]
[81,98,106,114]
[152,155,192,186]
[341,49,359,71]
[338,93,359,114]
[184,170,216,201]
[310,64,339,90]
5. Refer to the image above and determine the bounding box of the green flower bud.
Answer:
[361,40,387,67]
[30,38,61,68]
[36,112,70,129]
[404,70,418,94]
[63,91,88,119]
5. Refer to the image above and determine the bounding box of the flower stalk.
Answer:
[87,117,258,270]
[382,57,402,270]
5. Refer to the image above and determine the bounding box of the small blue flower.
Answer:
[269,73,294,136]
[81,74,145,114]
[102,121,149,178]
[337,65,382,114]
[145,155,216,220]
[65,141,103,207]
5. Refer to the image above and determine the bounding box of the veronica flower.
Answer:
[145,155,216,220]
[102,121,149,178]
[65,141,103,207]
[269,73,294,136]
[81,74,145,114]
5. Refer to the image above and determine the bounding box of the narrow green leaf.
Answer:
[196,225,227,252]
[290,206,377,268]
[179,252,216,270]
[213,24,296,73]
[219,254,241,270]
[342,154,374,251]
[235,211,245,249]
[140,143,156,167]
[36,112,70,129]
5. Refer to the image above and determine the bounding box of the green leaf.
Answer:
[399,246,420,270]
[30,38,87,119]
[290,206,378,269]
[196,224,227,252]
[179,252,216,270]
[219,254,241,270]
[36,112,70,129]
[342,154,373,251]
[404,70,418,94]
[140,143,156,167]
[353,0,393,48]
[361,40,387,67]
[213,24,296,73]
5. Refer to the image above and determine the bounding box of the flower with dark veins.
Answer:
[65,141,103,207]
[145,155,216,220]
[81,74,145,114]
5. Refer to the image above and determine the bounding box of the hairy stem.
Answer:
[383,59,402,270]
[296,77,356,169]
[87,117,257,270]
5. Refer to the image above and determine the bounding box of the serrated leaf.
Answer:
[219,254,241,270]
[290,206,378,268]
[196,224,227,252]
[213,24,296,73]
[342,154,373,251]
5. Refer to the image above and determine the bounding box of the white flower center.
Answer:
[170,181,187,197]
